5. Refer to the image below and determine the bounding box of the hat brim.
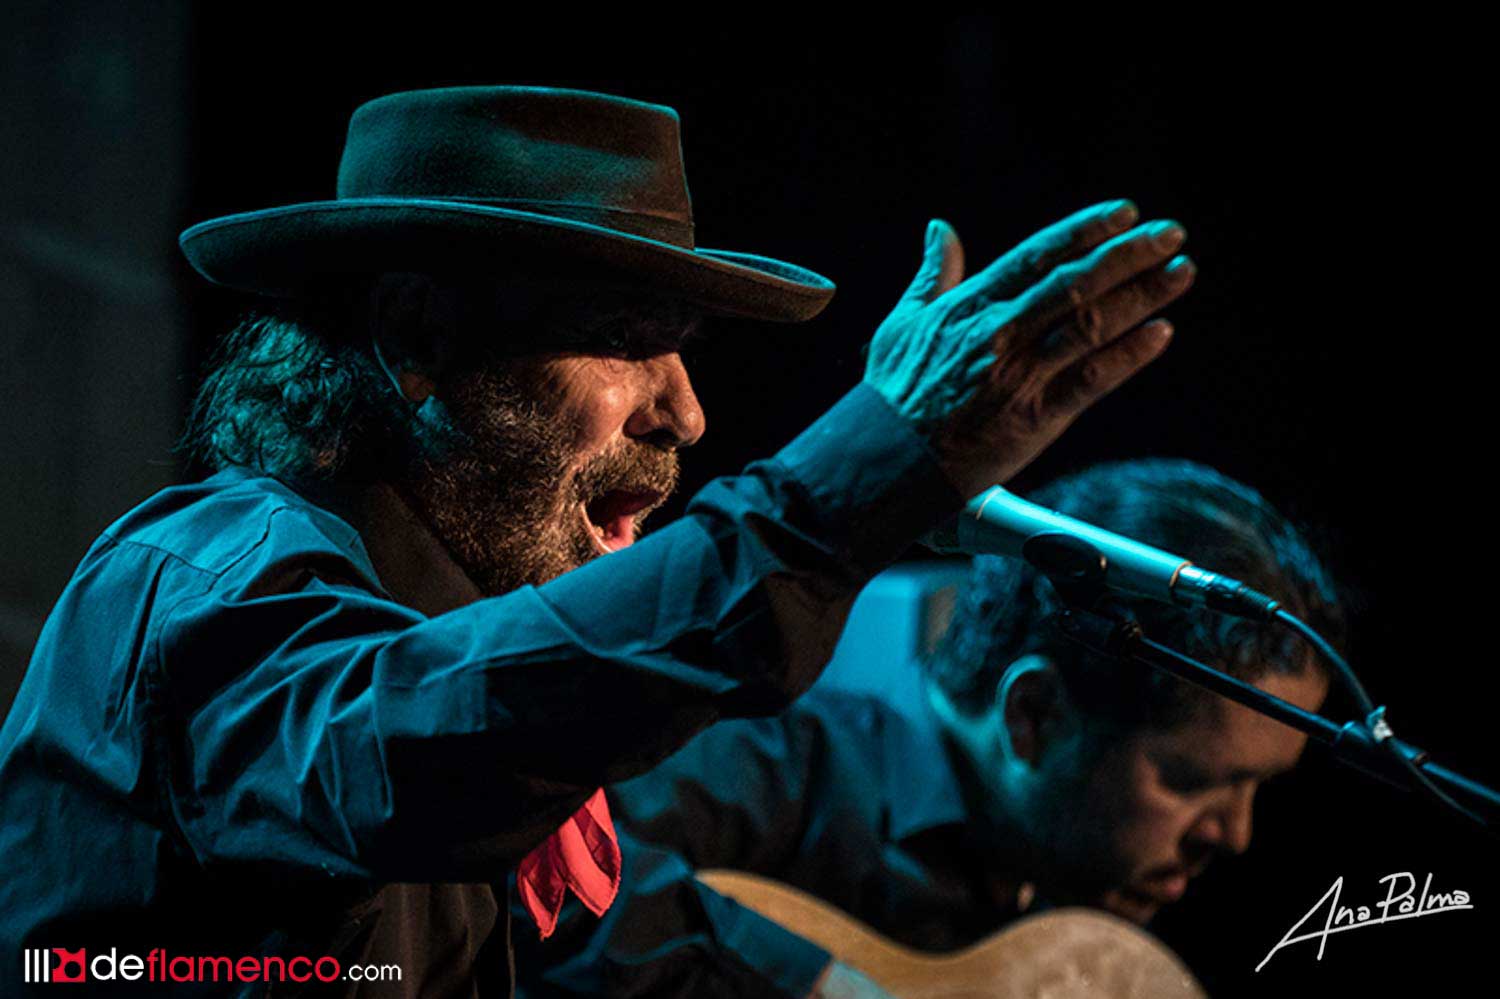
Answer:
[179,199,835,322]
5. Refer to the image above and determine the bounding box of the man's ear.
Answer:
[368,272,461,403]
[998,654,1073,767]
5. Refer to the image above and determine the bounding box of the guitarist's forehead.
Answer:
[1139,669,1328,784]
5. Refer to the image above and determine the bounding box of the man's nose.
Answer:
[624,353,706,449]
[1190,785,1255,857]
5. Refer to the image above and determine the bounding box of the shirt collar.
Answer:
[881,685,974,842]
[875,684,1040,918]
[266,469,484,617]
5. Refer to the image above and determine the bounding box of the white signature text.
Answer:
[1256,871,1473,971]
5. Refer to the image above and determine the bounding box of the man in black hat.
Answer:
[0,85,1193,996]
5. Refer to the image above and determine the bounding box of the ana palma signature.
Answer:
[1256,872,1473,971]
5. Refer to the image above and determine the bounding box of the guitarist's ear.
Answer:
[999,655,1074,767]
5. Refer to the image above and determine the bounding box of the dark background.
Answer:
[3,8,1494,995]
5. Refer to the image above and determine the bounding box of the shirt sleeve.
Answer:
[154,383,961,883]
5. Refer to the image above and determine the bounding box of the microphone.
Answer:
[925,486,1283,621]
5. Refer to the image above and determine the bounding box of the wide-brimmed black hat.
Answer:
[178,86,835,322]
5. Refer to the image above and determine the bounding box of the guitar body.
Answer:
[698,870,1207,998]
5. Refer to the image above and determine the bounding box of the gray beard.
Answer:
[397,362,677,596]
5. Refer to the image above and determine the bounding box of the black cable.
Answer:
[1274,609,1376,717]
[1274,608,1488,830]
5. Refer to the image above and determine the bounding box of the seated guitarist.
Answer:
[513,459,1342,998]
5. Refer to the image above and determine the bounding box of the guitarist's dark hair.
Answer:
[924,459,1345,731]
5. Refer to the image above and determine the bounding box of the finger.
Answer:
[902,218,968,306]
[1041,318,1174,416]
[1032,254,1196,370]
[933,220,966,297]
[952,199,1138,306]
[1006,219,1187,338]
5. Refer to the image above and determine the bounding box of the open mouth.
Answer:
[581,489,664,554]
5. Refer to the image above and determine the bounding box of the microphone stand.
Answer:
[946,517,1500,829]
[1055,605,1500,825]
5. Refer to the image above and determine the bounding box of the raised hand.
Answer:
[863,201,1194,498]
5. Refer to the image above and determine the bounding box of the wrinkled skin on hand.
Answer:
[863,200,1195,499]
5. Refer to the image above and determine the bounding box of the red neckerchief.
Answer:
[516,788,622,939]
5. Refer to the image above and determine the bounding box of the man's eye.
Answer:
[577,321,642,357]
[596,325,630,352]
[1161,767,1218,794]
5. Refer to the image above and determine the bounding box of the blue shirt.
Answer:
[0,383,958,997]
[513,684,1037,998]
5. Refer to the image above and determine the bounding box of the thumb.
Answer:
[902,219,966,305]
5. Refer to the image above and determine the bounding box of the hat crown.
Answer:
[335,86,696,247]
[178,85,835,321]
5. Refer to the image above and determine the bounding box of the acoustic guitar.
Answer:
[698,870,1207,998]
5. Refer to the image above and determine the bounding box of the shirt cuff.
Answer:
[715,896,835,998]
[769,382,964,577]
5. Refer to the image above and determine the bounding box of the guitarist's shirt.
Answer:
[514,690,1034,998]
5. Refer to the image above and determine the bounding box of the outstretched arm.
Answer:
[158,200,1190,885]
[159,382,949,883]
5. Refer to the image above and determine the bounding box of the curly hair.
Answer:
[179,284,411,480]
[924,459,1345,731]
[180,273,707,483]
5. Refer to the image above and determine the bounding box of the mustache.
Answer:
[571,441,680,520]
